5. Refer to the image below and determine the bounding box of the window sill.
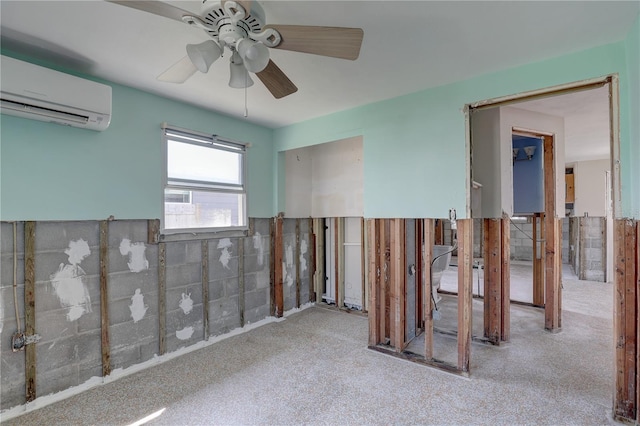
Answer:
[160,227,248,242]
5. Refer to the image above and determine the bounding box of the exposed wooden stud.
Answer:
[309,218,316,303]
[248,217,255,236]
[361,217,367,313]
[24,221,36,402]
[423,219,434,360]
[390,219,405,352]
[269,219,276,316]
[614,219,637,420]
[635,221,640,423]
[500,214,511,342]
[158,242,166,355]
[381,220,389,343]
[295,218,301,308]
[274,216,284,317]
[367,219,380,346]
[99,220,111,377]
[543,135,561,331]
[483,218,501,344]
[201,240,209,338]
[147,219,160,244]
[238,239,245,327]
[532,213,545,307]
[457,219,473,372]
[314,218,325,304]
[434,219,444,245]
[415,220,423,331]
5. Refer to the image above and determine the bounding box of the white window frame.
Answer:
[161,124,248,235]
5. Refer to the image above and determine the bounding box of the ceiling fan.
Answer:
[107,0,364,99]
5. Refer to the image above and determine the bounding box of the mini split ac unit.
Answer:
[1,55,112,131]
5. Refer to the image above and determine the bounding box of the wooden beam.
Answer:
[457,219,473,372]
[423,219,434,360]
[201,240,209,337]
[543,135,561,331]
[309,218,316,303]
[434,219,444,245]
[390,219,405,352]
[500,214,511,342]
[158,242,166,355]
[24,221,36,402]
[238,239,245,327]
[147,219,160,244]
[367,219,380,346]
[381,220,389,343]
[99,220,111,377]
[614,219,637,420]
[295,218,301,308]
[532,213,545,307]
[483,218,501,344]
[361,217,367,313]
[635,221,640,423]
[269,219,276,316]
[314,218,324,305]
[274,216,284,317]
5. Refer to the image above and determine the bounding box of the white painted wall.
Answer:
[284,136,364,218]
[500,107,566,217]
[471,108,503,218]
[573,159,610,217]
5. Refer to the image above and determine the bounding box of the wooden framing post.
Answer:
[238,239,245,327]
[99,220,111,377]
[269,219,276,316]
[201,240,210,338]
[381,220,390,343]
[309,218,316,303]
[295,218,301,308]
[390,219,405,352]
[158,242,166,355]
[532,213,545,307]
[313,218,324,304]
[367,219,381,346]
[483,218,502,344]
[543,135,561,331]
[614,219,638,420]
[635,221,640,423]
[24,221,36,402]
[274,216,284,317]
[457,219,473,372]
[500,214,511,342]
[423,219,434,360]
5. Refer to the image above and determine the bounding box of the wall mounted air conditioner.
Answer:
[0,55,112,131]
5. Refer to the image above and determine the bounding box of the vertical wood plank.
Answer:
[532,213,545,307]
[315,219,325,304]
[543,135,561,331]
[380,220,388,343]
[309,218,316,303]
[415,219,423,331]
[423,219,434,360]
[147,219,160,244]
[158,242,166,355]
[457,219,473,372]
[24,221,36,402]
[201,240,209,338]
[99,220,111,377]
[367,219,379,346]
[434,219,444,245]
[390,219,405,352]
[614,219,626,419]
[623,220,636,418]
[361,217,367,313]
[483,219,501,344]
[635,221,640,423]
[274,216,284,317]
[295,218,301,308]
[501,214,511,342]
[238,239,245,327]
[556,219,563,329]
[269,219,276,316]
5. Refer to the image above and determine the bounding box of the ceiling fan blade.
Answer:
[221,0,252,17]
[157,56,197,83]
[264,25,364,60]
[255,60,297,99]
[106,1,193,23]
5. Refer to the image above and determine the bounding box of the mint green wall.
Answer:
[0,54,274,221]
[625,13,640,218]
[275,41,636,219]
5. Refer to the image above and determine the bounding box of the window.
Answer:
[163,126,247,232]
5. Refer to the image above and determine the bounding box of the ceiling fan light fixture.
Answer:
[186,40,222,73]
[236,39,270,73]
[229,53,254,88]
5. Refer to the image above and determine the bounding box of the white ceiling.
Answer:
[513,86,611,163]
[1,1,638,129]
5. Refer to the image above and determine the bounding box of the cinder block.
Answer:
[110,345,142,371]
[209,313,241,337]
[1,252,25,288]
[252,218,271,236]
[35,308,80,344]
[76,301,102,333]
[0,222,25,254]
[209,242,239,280]
[185,241,202,264]
[35,221,99,252]
[108,220,149,246]
[78,361,103,384]
[225,279,240,297]
[139,339,159,362]
[165,242,187,266]
[109,291,158,327]
[245,288,269,311]
[36,362,80,399]
[108,269,158,301]
[109,315,158,353]
[36,331,101,372]
[283,218,297,234]
[166,284,203,312]
[166,319,204,352]
[166,302,204,334]
[587,248,603,261]
[208,279,225,301]
[244,273,258,293]
[209,295,239,321]
[165,263,202,289]
[1,285,25,320]
[245,304,270,324]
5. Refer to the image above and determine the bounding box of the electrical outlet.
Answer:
[11,332,25,352]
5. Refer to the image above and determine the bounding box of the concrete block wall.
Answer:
[0,218,275,412]
[578,217,606,282]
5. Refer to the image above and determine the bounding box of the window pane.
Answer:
[167,140,242,185]
[164,189,245,229]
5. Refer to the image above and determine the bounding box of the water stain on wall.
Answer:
[49,239,92,321]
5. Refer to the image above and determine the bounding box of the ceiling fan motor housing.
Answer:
[201,1,266,39]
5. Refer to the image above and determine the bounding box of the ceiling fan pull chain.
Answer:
[244,69,249,118]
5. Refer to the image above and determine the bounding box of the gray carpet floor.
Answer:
[4,270,616,425]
